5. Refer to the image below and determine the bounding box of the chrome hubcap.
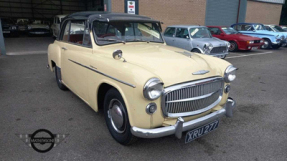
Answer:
[262,40,269,48]
[229,42,235,51]
[108,99,125,133]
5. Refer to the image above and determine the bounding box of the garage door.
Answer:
[205,0,246,26]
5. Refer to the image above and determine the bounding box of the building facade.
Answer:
[108,0,285,30]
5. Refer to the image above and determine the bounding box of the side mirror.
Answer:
[113,50,122,60]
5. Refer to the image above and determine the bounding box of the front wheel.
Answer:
[261,39,271,49]
[229,41,238,52]
[191,48,202,53]
[104,88,137,145]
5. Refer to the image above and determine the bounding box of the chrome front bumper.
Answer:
[131,97,236,139]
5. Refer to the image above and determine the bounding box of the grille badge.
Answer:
[192,70,209,75]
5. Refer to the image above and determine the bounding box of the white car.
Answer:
[51,15,67,38]
[27,20,50,36]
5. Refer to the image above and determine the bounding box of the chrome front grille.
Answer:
[161,77,224,117]
[210,47,227,54]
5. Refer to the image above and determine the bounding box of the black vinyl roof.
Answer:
[65,11,160,23]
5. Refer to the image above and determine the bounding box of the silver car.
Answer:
[163,25,229,59]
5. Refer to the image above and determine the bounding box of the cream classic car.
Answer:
[47,12,237,145]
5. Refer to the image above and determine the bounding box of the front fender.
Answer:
[47,41,62,71]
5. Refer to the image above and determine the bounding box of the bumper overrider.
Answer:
[131,97,236,139]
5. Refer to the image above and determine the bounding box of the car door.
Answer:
[59,20,92,102]
[174,27,191,51]
[163,27,176,45]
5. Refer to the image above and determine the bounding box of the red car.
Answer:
[207,26,264,52]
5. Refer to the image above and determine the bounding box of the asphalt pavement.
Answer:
[0,48,287,161]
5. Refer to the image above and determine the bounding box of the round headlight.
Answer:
[208,43,213,50]
[260,40,264,43]
[143,78,163,100]
[28,26,31,30]
[224,65,237,83]
[11,26,17,30]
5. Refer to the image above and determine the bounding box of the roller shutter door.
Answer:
[205,0,240,26]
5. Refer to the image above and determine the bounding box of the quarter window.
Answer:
[175,28,189,38]
[62,21,70,42]
[164,27,175,37]
[69,21,85,45]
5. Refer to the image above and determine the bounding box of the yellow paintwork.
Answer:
[47,31,232,129]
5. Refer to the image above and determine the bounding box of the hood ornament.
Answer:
[192,70,209,75]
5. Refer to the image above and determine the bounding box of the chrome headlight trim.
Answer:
[224,65,238,83]
[143,78,163,100]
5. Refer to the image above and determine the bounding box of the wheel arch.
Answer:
[48,43,62,72]
[191,47,204,53]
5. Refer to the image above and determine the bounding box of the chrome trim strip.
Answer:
[68,59,136,88]
[166,90,219,103]
[161,77,223,117]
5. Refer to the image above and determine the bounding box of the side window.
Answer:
[240,25,254,31]
[69,21,85,44]
[164,27,175,37]
[82,23,92,47]
[265,26,272,31]
[62,21,70,42]
[175,28,189,38]
[208,27,221,35]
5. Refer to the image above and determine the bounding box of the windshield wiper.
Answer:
[97,38,126,44]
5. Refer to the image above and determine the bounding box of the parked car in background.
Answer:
[16,19,29,33]
[51,15,66,38]
[27,20,51,36]
[163,25,229,59]
[207,26,264,52]
[231,23,284,49]
[48,12,237,145]
[280,26,287,31]
[264,24,287,47]
[1,18,19,37]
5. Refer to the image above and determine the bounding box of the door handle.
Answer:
[62,47,67,50]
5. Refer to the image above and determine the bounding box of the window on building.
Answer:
[164,27,176,37]
[175,28,189,38]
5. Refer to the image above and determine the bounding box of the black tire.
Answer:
[229,41,238,52]
[104,88,137,145]
[55,66,68,90]
[272,44,281,49]
[191,48,202,53]
[261,39,271,49]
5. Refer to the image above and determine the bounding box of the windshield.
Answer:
[93,21,163,45]
[221,27,238,34]
[274,25,285,32]
[189,27,212,38]
[254,24,266,30]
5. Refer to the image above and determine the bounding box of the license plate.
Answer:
[251,47,258,50]
[185,120,219,143]
[3,31,10,33]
